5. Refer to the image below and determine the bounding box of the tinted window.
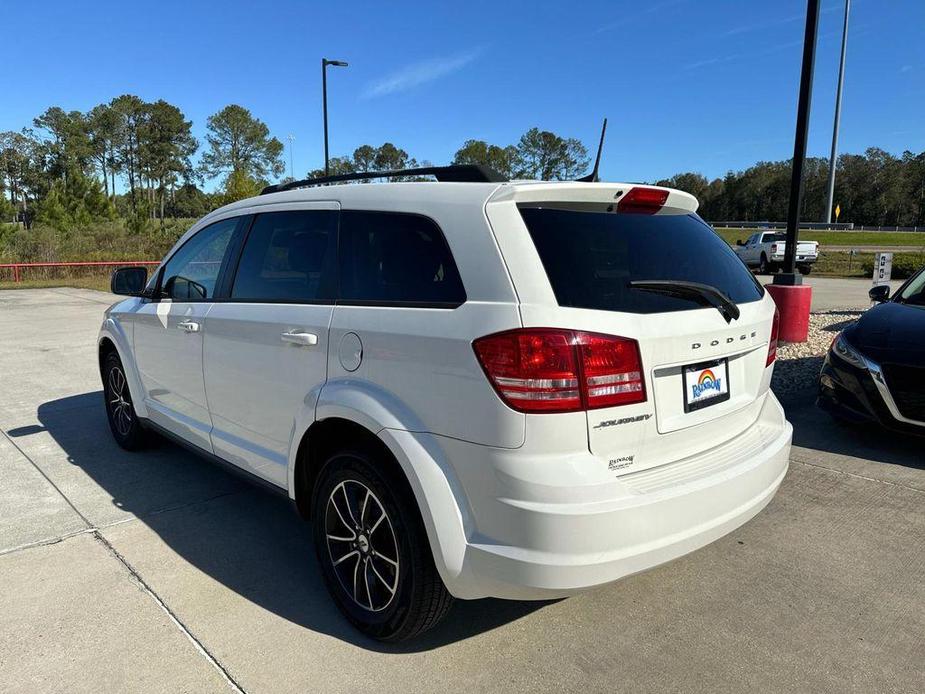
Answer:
[898,269,925,306]
[763,233,787,243]
[519,207,763,314]
[339,211,465,305]
[161,218,236,300]
[232,210,337,301]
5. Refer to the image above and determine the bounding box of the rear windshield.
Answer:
[519,207,763,314]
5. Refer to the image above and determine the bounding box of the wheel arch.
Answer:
[98,319,148,419]
[290,413,471,594]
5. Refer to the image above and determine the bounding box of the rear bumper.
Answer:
[771,253,817,263]
[438,394,791,600]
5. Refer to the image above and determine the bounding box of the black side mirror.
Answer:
[163,275,207,300]
[111,266,148,296]
[736,239,744,246]
[868,284,890,303]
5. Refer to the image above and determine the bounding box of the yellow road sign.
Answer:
[835,204,841,221]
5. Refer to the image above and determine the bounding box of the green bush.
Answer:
[0,218,196,264]
[860,252,924,280]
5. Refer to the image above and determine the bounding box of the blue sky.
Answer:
[2,0,923,188]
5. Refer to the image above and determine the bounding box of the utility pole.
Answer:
[825,0,850,225]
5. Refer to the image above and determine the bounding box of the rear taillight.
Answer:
[766,308,780,366]
[771,243,779,253]
[473,329,646,413]
[616,186,669,214]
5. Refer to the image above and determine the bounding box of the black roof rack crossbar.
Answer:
[260,164,507,195]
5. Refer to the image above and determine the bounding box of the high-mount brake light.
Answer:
[767,308,780,366]
[616,186,669,214]
[472,329,646,413]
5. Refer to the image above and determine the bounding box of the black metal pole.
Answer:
[322,59,329,177]
[776,0,820,286]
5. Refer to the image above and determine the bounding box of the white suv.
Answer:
[100,166,791,641]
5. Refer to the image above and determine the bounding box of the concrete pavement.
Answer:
[1,287,923,693]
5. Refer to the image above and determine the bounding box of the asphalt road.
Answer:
[759,275,904,312]
[1,287,923,694]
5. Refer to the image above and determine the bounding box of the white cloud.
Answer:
[363,50,481,99]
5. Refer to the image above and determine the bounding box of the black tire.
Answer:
[102,351,148,450]
[312,449,453,641]
[798,264,813,275]
[758,253,769,274]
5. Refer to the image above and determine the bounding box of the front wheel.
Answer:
[102,351,148,450]
[312,450,453,641]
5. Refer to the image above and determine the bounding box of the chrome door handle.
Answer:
[281,330,318,346]
[178,320,200,333]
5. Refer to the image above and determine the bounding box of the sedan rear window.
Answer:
[519,207,763,314]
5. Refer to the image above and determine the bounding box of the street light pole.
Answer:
[321,58,348,176]
[287,134,295,180]
[825,0,850,225]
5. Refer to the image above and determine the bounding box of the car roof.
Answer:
[206,180,697,223]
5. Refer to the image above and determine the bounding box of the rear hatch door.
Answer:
[493,185,776,474]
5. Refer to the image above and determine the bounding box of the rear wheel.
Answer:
[312,449,453,641]
[102,351,147,450]
[798,264,812,275]
[758,253,769,274]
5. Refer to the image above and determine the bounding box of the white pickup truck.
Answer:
[734,231,819,274]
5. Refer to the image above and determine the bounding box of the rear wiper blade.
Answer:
[628,280,741,323]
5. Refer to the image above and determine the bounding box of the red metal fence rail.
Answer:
[0,261,160,283]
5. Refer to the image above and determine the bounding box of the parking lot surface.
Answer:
[1,287,923,693]
[758,275,904,311]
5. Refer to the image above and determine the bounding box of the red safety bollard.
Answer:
[765,283,812,343]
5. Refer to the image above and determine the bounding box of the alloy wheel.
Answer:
[324,479,400,612]
[108,366,133,437]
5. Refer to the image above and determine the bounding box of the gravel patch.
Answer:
[771,310,863,396]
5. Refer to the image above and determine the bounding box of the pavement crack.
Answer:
[0,426,93,528]
[791,456,925,495]
[92,531,247,694]
[0,527,97,557]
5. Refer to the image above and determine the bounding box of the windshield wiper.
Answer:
[628,280,741,323]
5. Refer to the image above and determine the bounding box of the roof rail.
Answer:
[260,164,507,195]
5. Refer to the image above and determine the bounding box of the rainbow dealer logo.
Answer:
[691,369,722,398]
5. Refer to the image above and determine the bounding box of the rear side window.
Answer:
[339,210,465,305]
[231,210,337,302]
[519,207,763,314]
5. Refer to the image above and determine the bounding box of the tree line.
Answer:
[656,148,925,227]
[317,129,589,182]
[2,94,923,233]
[0,98,289,229]
[0,96,593,231]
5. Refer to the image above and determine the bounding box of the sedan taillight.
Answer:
[473,329,646,413]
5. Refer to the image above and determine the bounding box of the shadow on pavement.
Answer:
[780,388,924,471]
[19,392,550,653]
